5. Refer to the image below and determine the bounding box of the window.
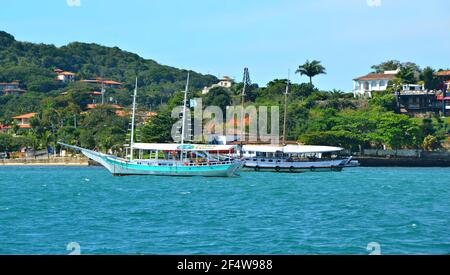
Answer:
[380,80,386,87]
[371,81,377,87]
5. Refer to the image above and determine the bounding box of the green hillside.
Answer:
[0,30,217,114]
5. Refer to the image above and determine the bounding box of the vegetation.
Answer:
[295,60,326,85]
[0,31,449,157]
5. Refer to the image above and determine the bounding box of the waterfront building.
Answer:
[12,113,37,129]
[436,93,450,115]
[202,76,233,94]
[396,84,438,114]
[353,69,399,98]
[435,70,450,82]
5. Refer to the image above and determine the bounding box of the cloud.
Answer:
[367,0,382,7]
[66,0,81,7]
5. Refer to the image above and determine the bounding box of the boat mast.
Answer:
[282,70,290,145]
[130,77,138,160]
[181,71,190,146]
[180,72,190,162]
[241,68,250,145]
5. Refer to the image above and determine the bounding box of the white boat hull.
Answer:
[243,157,352,173]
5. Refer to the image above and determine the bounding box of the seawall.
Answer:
[355,157,450,167]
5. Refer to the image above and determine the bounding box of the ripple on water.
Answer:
[0,167,450,255]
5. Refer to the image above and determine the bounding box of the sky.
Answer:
[0,0,449,91]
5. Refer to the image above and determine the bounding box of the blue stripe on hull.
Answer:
[81,149,240,177]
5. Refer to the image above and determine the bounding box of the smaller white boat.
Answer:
[241,145,352,173]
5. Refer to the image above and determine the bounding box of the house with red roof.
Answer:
[434,70,450,80]
[12,113,37,129]
[86,104,127,116]
[55,69,76,83]
[353,69,399,98]
[434,70,450,90]
[0,81,27,95]
[81,78,123,88]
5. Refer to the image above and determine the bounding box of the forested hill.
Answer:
[0,30,218,94]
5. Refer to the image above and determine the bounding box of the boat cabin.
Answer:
[126,143,238,166]
[242,145,344,162]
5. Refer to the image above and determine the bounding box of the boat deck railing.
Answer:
[244,157,346,163]
[110,157,236,167]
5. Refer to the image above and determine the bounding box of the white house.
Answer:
[353,69,399,98]
[202,76,233,94]
[55,69,75,83]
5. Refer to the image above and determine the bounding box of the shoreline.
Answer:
[0,163,90,167]
[1,158,450,167]
[0,157,90,167]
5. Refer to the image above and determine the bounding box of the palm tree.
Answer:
[296,60,326,85]
[40,130,52,159]
[330,89,344,99]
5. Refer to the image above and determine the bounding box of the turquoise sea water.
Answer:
[0,166,449,255]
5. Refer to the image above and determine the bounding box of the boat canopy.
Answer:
[242,145,284,153]
[242,145,343,154]
[283,145,343,154]
[132,143,237,152]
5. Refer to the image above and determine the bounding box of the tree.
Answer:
[396,67,417,84]
[0,133,15,152]
[419,118,436,137]
[141,111,177,143]
[295,60,326,85]
[40,130,52,159]
[371,60,401,73]
[376,112,421,151]
[299,130,362,152]
[420,67,440,90]
[24,130,39,158]
[203,87,232,112]
[371,60,420,74]
[369,93,397,111]
[422,135,441,151]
